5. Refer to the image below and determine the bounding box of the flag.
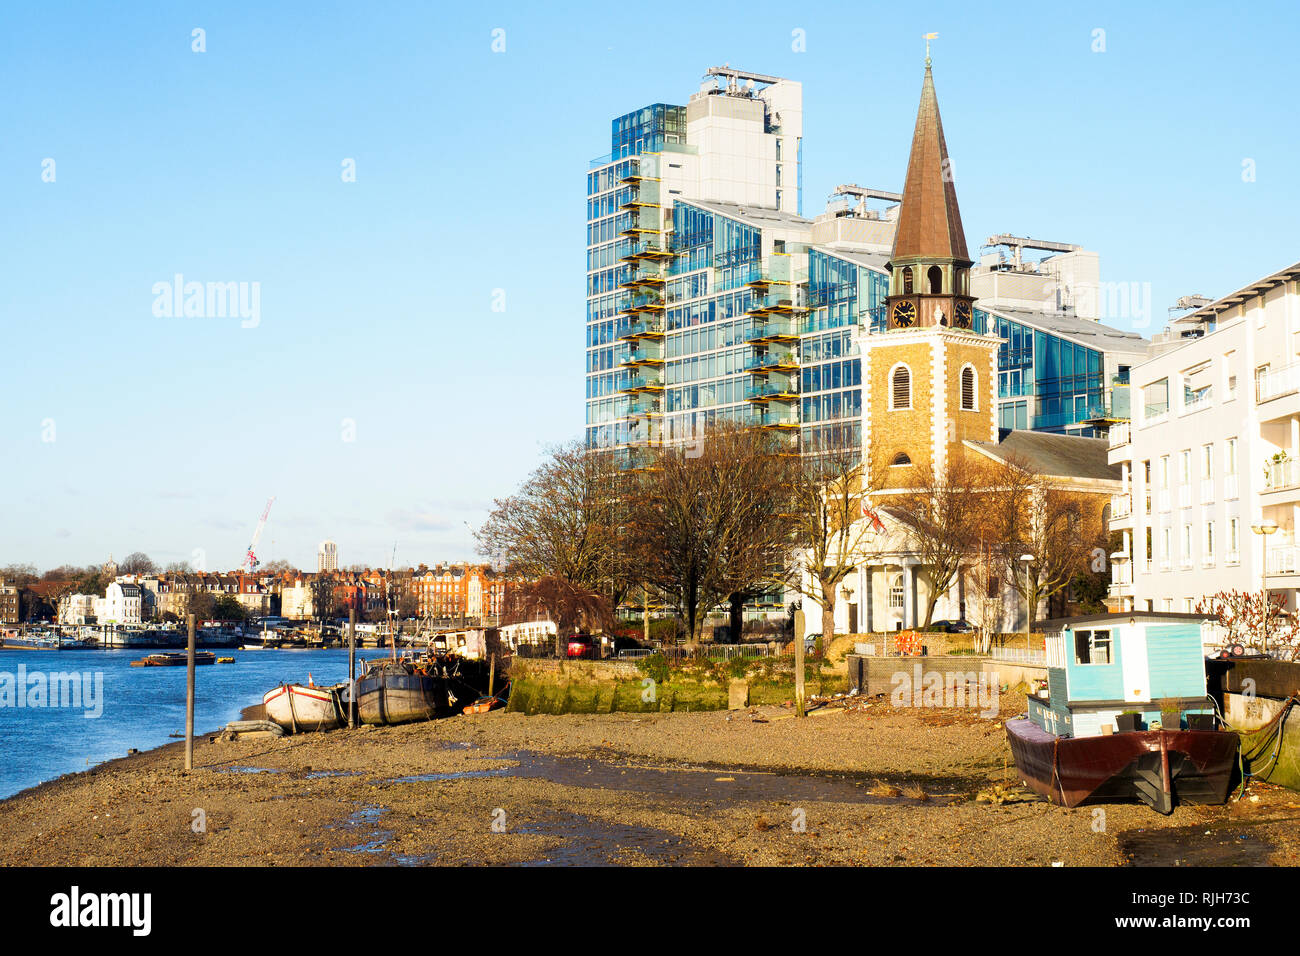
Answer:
[862,502,886,534]
[924,32,938,39]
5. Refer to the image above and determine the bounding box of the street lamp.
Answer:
[1251,519,1278,655]
[840,581,855,636]
[1019,554,1034,647]
[1111,551,1130,613]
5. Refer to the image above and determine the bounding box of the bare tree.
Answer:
[477,441,633,614]
[630,423,795,644]
[787,449,885,652]
[505,577,615,656]
[119,552,156,575]
[886,455,987,627]
[985,455,1106,630]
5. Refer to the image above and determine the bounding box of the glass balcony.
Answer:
[744,320,801,344]
[621,372,664,392]
[620,239,674,261]
[1109,423,1130,447]
[1257,363,1300,403]
[618,316,666,339]
[617,291,665,314]
[1266,459,1300,492]
[746,382,799,402]
[626,396,661,417]
[621,346,665,367]
[619,264,666,288]
[753,409,799,429]
[743,349,799,373]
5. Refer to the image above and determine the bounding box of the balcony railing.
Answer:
[745,382,799,402]
[1109,423,1130,448]
[1111,493,1132,518]
[1257,364,1300,403]
[743,349,799,372]
[1142,402,1169,425]
[745,320,801,343]
[1265,459,1300,492]
[1267,546,1298,575]
[618,317,665,339]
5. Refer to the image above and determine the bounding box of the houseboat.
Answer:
[1006,612,1239,814]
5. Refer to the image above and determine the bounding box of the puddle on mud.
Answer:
[215,766,280,775]
[337,804,397,858]
[305,769,366,779]
[387,768,511,784]
[1119,824,1275,866]
[514,812,736,866]
[484,751,967,806]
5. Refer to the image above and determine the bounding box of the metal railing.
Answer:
[1257,363,1300,403]
[989,646,1046,665]
[1109,422,1131,447]
[1267,546,1298,575]
[1266,459,1300,492]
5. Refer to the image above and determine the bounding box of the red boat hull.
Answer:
[1006,718,1238,813]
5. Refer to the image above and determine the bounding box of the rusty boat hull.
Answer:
[1006,717,1239,814]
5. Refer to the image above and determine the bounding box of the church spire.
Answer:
[891,53,970,266]
[884,50,975,331]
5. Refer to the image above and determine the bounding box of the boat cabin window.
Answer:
[1073,628,1112,665]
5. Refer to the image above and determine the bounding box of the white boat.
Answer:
[262,681,347,732]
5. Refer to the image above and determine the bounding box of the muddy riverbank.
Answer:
[3,697,1299,866]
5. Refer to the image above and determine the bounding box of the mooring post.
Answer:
[185,613,196,771]
[488,653,496,697]
[348,608,357,729]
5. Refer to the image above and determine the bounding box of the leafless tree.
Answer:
[984,455,1106,630]
[886,455,987,627]
[477,441,634,613]
[630,423,796,644]
[119,552,156,575]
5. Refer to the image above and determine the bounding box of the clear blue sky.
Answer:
[2,0,1296,571]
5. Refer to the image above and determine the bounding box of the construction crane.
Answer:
[242,497,276,572]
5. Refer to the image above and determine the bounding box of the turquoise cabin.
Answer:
[1026,612,1216,738]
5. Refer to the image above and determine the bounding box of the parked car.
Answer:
[566,636,603,659]
[926,620,975,633]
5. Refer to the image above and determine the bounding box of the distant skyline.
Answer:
[3,0,1298,569]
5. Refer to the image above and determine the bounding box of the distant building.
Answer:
[59,594,96,625]
[318,540,339,572]
[413,564,511,624]
[93,581,142,625]
[0,579,18,624]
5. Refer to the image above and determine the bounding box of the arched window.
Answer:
[891,452,912,466]
[928,265,943,294]
[891,364,911,409]
[903,267,914,294]
[888,573,905,609]
[961,365,977,410]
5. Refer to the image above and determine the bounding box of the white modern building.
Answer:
[1108,259,1300,615]
[318,540,338,573]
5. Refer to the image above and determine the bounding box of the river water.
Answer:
[0,647,361,799]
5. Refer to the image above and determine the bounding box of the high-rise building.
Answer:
[317,539,338,573]
[586,65,1151,461]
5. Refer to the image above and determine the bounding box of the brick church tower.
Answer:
[864,51,999,488]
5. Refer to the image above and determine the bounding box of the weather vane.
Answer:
[924,32,938,67]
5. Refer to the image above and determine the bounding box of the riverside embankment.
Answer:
[4,689,1300,866]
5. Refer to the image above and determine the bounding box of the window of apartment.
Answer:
[961,366,977,410]
[1202,443,1214,479]
[1205,521,1216,562]
[1228,517,1241,562]
[1160,456,1170,488]
[1162,527,1172,567]
[1074,629,1112,665]
[891,365,911,409]
[1181,524,1193,565]
[1226,438,1238,475]
[1179,449,1191,484]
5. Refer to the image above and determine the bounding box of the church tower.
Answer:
[864,49,999,488]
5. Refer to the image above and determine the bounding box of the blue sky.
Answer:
[2,0,1297,571]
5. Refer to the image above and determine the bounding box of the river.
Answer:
[0,647,361,799]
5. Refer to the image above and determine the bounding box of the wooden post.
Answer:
[348,608,357,729]
[794,625,806,719]
[643,586,650,646]
[488,653,496,698]
[185,614,196,771]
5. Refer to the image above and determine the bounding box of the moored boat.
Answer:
[263,681,348,732]
[356,657,451,725]
[1006,612,1240,814]
[130,651,217,667]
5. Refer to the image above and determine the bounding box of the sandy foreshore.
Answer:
[3,693,1299,866]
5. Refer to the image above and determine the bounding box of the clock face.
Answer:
[891,300,917,328]
[955,302,972,329]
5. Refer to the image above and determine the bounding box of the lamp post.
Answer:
[1251,519,1278,655]
[840,581,855,636]
[1111,551,1130,613]
[1019,553,1034,648]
